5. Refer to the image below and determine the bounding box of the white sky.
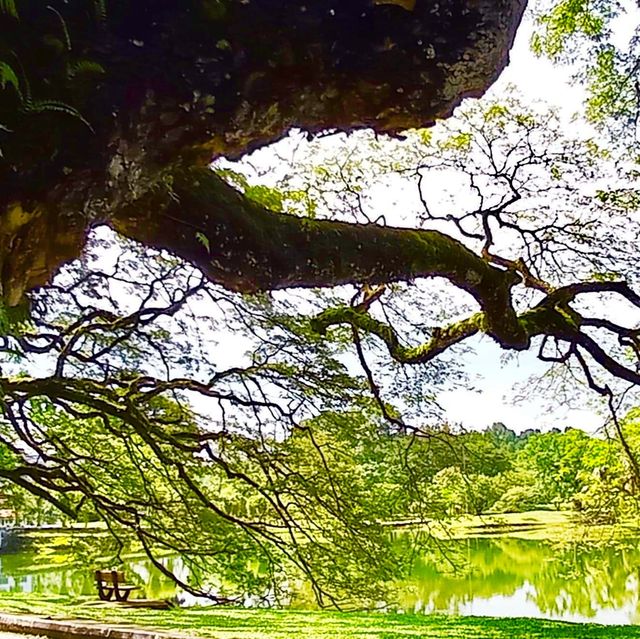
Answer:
[223,6,635,434]
[430,5,637,434]
[438,336,603,433]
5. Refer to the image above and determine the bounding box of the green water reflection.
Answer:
[1,537,640,624]
[0,552,182,601]
[396,537,640,625]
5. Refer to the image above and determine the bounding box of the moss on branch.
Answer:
[311,298,588,367]
[111,166,532,347]
[311,307,486,363]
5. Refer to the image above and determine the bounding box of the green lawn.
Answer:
[431,509,640,542]
[1,594,639,639]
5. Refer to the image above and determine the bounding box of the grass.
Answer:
[436,510,640,542]
[1,594,640,639]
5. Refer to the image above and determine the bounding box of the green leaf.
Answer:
[531,0,610,60]
[0,297,31,337]
[244,184,284,211]
[441,131,472,151]
[47,5,72,51]
[0,61,21,97]
[0,0,18,18]
[23,100,94,132]
[196,231,211,253]
[67,60,106,78]
[485,104,510,122]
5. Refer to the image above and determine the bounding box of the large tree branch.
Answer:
[310,280,640,387]
[312,307,485,363]
[311,302,576,364]
[112,166,527,347]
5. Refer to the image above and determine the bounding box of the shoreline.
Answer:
[1,595,640,639]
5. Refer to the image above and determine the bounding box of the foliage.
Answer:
[0,0,105,163]
[531,0,617,60]
[217,168,318,218]
[3,83,640,598]
[0,480,62,526]
[3,2,640,606]
[0,297,30,336]
[0,232,448,606]
[492,482,545,514]
[532,0,639,144]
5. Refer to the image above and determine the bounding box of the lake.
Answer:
[1,534,640,625]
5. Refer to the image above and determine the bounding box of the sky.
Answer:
[435,4,638,433]
[219,6,628,434]
[437,336,603,433]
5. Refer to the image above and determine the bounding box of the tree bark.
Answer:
[0,0,527,306]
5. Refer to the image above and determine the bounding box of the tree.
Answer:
[0,0,525,306]
[518,428,612,506]
[2,0,640,605]
[2,2,640,398]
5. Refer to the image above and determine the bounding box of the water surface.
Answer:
[2,535,640,624]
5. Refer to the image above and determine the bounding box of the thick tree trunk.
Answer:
[0,0,526,307]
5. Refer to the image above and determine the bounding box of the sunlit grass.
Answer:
[1,594,640,639]
[435,510,640,542]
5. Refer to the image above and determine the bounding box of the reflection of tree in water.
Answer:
[0,552,180,599]
[534,541,640,620]
[396,537,640,620]
[2,538,640,621]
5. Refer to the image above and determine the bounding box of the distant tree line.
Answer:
[4,411,640,531]
[282,412,640,528]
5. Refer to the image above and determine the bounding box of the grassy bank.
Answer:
[0,594,639,639]
[437,509,640,541]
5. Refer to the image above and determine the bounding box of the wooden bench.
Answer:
[94,570,140,602]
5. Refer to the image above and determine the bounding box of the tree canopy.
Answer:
[1,0,640,608]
